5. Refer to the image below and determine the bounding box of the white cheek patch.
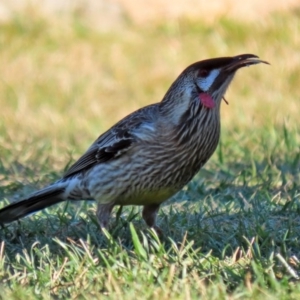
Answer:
[198,69,220,91]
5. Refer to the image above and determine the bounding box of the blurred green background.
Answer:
[0,1,299,174]
[0,0,299,206]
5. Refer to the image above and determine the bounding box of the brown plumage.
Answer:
[0,54,268,231]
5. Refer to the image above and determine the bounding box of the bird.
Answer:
[0,54,268,232]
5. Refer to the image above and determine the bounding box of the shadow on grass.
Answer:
[0,158,299,298]
[0,156,299,262]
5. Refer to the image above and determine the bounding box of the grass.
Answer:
[0,8,300,299]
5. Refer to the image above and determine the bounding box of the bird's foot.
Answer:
[151,225,163,237]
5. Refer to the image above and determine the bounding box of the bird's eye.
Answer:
[198,69,209,78]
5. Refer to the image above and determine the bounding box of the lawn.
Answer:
[0,9,299,299]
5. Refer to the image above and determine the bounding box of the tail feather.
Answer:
[0,186,65,224]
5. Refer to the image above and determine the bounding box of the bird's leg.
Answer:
[96,203,114,229]
[142,204,162,234]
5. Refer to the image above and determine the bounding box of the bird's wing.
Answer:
[63,104,158,178]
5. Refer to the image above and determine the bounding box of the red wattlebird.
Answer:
[0,54,268,232]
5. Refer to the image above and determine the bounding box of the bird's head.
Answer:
[160,54,268,123]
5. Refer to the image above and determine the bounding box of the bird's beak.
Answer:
[224,54,269,72]
[206,54,269,101]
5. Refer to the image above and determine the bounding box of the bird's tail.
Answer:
[0,185,66,224]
